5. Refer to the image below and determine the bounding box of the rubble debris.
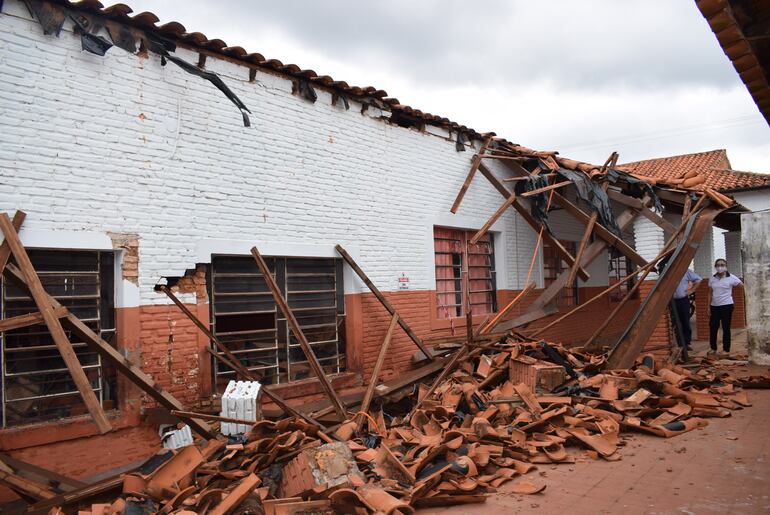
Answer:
[29,335,767,514]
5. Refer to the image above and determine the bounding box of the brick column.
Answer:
[633,216,674,358]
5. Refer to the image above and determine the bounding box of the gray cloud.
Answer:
[129,0,737,91]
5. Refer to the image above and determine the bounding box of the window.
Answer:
[543,240,579,308]
[0,250,117,428]
[608,254,637,302]
[209,256,345,389]
[434,227,496,319]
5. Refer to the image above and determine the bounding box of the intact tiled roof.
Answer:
[620,150,770,192]
[43,0,487,140]
[696,0,770,126]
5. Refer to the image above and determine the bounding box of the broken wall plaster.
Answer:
[741,211,770,365]
[108,232,140,285]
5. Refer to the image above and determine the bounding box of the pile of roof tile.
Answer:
[67,339,765,515]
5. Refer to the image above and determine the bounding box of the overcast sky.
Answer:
[128,0,769,171]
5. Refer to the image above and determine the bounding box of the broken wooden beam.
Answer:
[0,210,25,276]
[476,162,590,282]
[450,136,492,213]
[335,244,434,361]
[469,192,516,245]
[356,313,399,431]
[0,306,67,332]
[0,213,112,434]
[251,246,348,421]
[606,206,722,369]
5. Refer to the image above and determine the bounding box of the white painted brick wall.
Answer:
[0,1,614,304]
[693,225,714,279]
[633,215,665,280]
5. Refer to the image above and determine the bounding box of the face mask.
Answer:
[716,265,727,273]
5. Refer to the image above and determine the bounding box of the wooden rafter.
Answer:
[450,135,493,213]
[469,192,516,245]
[476,162,591,282]
[495,207,640,332]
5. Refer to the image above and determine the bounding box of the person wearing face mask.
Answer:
[708,258,743,355]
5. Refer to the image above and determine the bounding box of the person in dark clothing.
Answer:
[672,269,701,350]
[708,258,743,354]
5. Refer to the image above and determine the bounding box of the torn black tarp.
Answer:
[607,168,664,212]
[159,51,251,127]
[514,175,553,234]
[455,131,469,152]
[556,167,622,238]
[23,0,65,36]
[69,14,112,56]
[295,79,317,103]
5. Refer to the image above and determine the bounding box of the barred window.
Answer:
[434,227,496,319]
[608,254,637,302]
[209,255,345,389]
[543,240,579,308]
[0,250,117,428]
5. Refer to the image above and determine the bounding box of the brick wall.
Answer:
[637,280,674,360]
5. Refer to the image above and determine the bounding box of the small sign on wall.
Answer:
[398,273,410,290]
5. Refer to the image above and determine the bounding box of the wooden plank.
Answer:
[356,313,399,431]
[0,210,25,276]
[0,306,67,332]
[469,193,516,245]
[335,244,434,360]
[450,136,492,213]
[605,207,722,369]
[251,246,348,421]
[566,210,597,288]
[0,214,112,434]
[606,190,676,236]
[477,163,590,282]
[159,285,253,380]
[519,181,570,197]
[0,453,86,492]
[0,469,57,501]
[2,262,214,438]
[495,207,640,332]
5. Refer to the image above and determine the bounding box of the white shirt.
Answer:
[708,274,742,307]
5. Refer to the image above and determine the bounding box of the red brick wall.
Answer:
[1,424,160,503]
[636,280,674,360]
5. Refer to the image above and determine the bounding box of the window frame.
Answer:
[433,227,497,320]
[608,253,638,302]
[0,248,118,429]
[542,239,579,308]
[208,254,346,390]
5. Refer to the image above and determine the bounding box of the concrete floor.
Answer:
[421,330,770,515]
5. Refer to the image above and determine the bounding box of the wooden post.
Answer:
[250,246,348,421]
[0,214,112,434]
[356,313,399,431]
[334,244,434,361]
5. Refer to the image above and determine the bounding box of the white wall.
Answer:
[0,1,564,304]
[733,190,770,212]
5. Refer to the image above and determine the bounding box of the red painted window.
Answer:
[542,240,579,308]
[434,227,496,319]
